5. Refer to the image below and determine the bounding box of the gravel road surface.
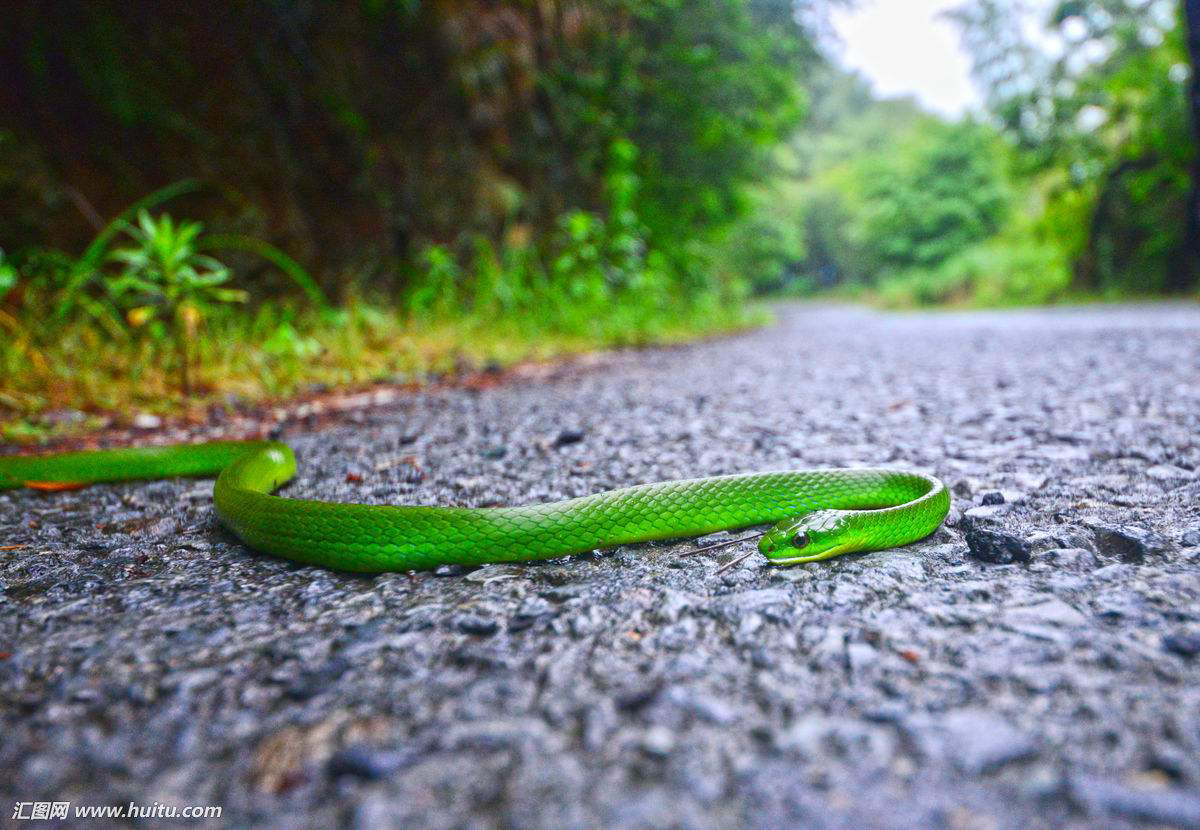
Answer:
[3,304,1200,829]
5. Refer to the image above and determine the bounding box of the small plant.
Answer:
[408,245,463,319]
[108,211,247,396]
[53,179,201,323]
[0,249,16,303]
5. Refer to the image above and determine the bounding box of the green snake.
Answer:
[0,441,950,572]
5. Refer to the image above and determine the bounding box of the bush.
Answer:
[874,225,1072,308]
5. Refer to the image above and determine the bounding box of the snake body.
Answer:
[0,441,950,572]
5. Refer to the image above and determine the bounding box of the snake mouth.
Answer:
[764,543,855,566]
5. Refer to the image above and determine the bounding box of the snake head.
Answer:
[758,511,858,565]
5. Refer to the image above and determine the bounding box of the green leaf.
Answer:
[198,234,328,308]
[55,179,200,320]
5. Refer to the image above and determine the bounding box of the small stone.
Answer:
[639,726,675,757]
[540,583,589,602]
[939,709,1037,774]
[132,413,162,430]
[454,615,499,636]
[1020,764,1068,800]
[846,642,879,674]
[1180,527,1200,547]
[40,408,87,426]
[1004,597,1087,628]
[442,719,546,751]
[552,429,586,448]
[965,524,1031,564]
[964,504,1010,521]
[1162,632,1200,658]
[283,657,350,700]
[653,589,697,624]
[464,565,524,584]
[750,648,777,669]
[1043,548,1098,569]
[1013,472,1048,490]
[569,608,601,638]
[433,564,468,577]
[148,518,177,537]
[669,687,738,725]
[718,588,791,615]
[1088,523,1170,563]
[1070,775,1200,827]
[327,746,405,780]
[615,683,662,711]
[951,478,977,498]
[509,597,555,631]
[980,491,1005,506]
[1145,464,1194,485]
[481,446,507,459]
[943,504,964,527]
[858,550,925,583]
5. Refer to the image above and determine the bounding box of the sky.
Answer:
[828,0,981,118]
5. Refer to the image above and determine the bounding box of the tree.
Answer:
[1174,0,1200,291]
[0,0,819,298]
[792,99,1012,288]
[951,0,1197,294]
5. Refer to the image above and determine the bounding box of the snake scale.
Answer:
[0,441,950,572]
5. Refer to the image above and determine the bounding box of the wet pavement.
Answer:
[3,304,1200,829]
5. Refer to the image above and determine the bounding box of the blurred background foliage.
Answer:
[0,0,1197,432]
[1,0,811,294]
[741,0,1198,306]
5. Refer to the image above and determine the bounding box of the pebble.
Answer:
[1070,775,1200,828]
[509,597,555,631]
[858,550,925,583]
[453,614,499,636]
[1146,464,1194,485]
[716,588,791,616]
[1004,597,1087,628]
[131,413,163,429]
[326,746,409,780]
[846,642,879,674]
[963,504,1010,520]
[1087,523,1170,563]
[639,726,676,757]
[964,524,1032,564]
[1042,547,1098,569]
[552,428,586,448]
[1162,632,1200,658]
[464,565,524,584]
[937,709,1037,774]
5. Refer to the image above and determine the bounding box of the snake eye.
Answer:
[791,531,810,549]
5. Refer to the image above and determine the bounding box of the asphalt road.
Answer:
[3,304,1200,829]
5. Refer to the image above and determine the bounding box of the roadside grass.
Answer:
[0,183,764,444]
[0,298,764,444]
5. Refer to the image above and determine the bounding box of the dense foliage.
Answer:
[0,0,813,429]
[737,0,1198,306]
[953,0,1197,295]
[1,0,813,299]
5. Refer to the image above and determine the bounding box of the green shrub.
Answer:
[875,226,1071,308]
